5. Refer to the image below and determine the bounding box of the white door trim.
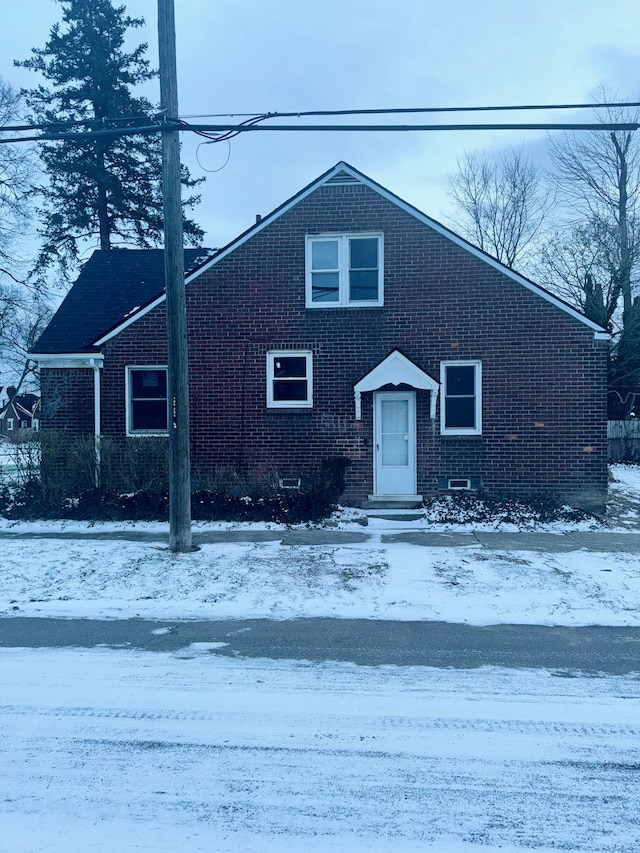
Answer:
[373,391,417,496]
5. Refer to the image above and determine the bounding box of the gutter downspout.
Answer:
[92,359,101,487]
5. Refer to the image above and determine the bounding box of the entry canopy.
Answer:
[353,350,439,420]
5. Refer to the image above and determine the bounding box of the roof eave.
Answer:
[30,352,105,368]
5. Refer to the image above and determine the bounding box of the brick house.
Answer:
[31,162,609,510]
[0,387,40,442]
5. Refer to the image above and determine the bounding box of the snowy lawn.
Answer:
[0,464,639,625]
[2,535,640,626]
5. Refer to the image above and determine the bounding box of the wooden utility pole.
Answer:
[158,0,192,552]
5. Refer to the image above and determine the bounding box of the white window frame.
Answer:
[267,350,313,409]
[448,478,471,490]
[125,366,169,436]
[440,360,482,436]
[7,418,13,431]
[305,233,384,308]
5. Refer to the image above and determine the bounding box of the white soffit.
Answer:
[354,350,439,419]
[31,353,104,369]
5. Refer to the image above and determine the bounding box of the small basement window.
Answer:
[279,477,302,490]
[448,478,471,490]
[126,367,168,435]
[267,351,313,408]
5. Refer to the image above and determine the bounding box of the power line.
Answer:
[2,99,640,138]
[185,121,640,134]
[2,119,639,145]
[2,114,163,133]
[180,101,640,119]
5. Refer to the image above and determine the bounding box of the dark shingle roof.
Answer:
[32,248,212,354]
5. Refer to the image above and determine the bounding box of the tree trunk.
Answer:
[96,143,111,251]
[611,133,632,318]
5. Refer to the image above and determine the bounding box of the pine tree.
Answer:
[16,0,204,272]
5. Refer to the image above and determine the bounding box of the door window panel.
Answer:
[381,399,409,465]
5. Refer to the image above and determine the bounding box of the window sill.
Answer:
[440,432,483,439]
[305,303,384,310]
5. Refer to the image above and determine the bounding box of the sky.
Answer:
[1,0,640,252]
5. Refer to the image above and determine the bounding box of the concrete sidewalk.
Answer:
[1,526,640,552]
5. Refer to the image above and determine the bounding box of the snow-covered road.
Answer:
[2,646,639,852]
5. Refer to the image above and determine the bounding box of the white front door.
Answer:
[374,391,416,495]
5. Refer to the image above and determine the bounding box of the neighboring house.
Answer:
[0,387,41,442]
[31,162,609,511]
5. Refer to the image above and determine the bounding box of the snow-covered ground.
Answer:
[2,648,639,853]
[2,466,640,851]
[3,529,640,626]
[1,464,640,626]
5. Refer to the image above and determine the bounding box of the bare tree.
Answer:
[0,78,45,397]
[0,296,52,395]
[536,217,621,328]
[548,101,640,320]
[447,147,553,270]
[548,100,640,417]
[0,79,34,279]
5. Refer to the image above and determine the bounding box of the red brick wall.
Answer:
[94,182,608,510]
[40,368,95,434]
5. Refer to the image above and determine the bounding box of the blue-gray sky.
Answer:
[2,0,640,252]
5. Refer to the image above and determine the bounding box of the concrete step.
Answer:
[364,495,424,511]
[363,508,426,521]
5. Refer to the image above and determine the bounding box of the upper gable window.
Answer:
[306,234,383,307]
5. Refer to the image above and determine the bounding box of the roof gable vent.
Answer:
[326,170,361,186]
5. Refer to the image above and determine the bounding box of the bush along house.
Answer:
[31,162,609,512]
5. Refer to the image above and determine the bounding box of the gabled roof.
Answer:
[0,393,39,420]
[354,350,439,419]
[34,163,608,355]
[94,161,607,345]
[31,248,212,354]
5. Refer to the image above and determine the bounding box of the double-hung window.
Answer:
[440,361,482,435]
[306,233,383,307]
[267,351,313,408]
[126,367,168,434]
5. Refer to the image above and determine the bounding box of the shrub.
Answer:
[423,489,593,527]
[1,433,349,524]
